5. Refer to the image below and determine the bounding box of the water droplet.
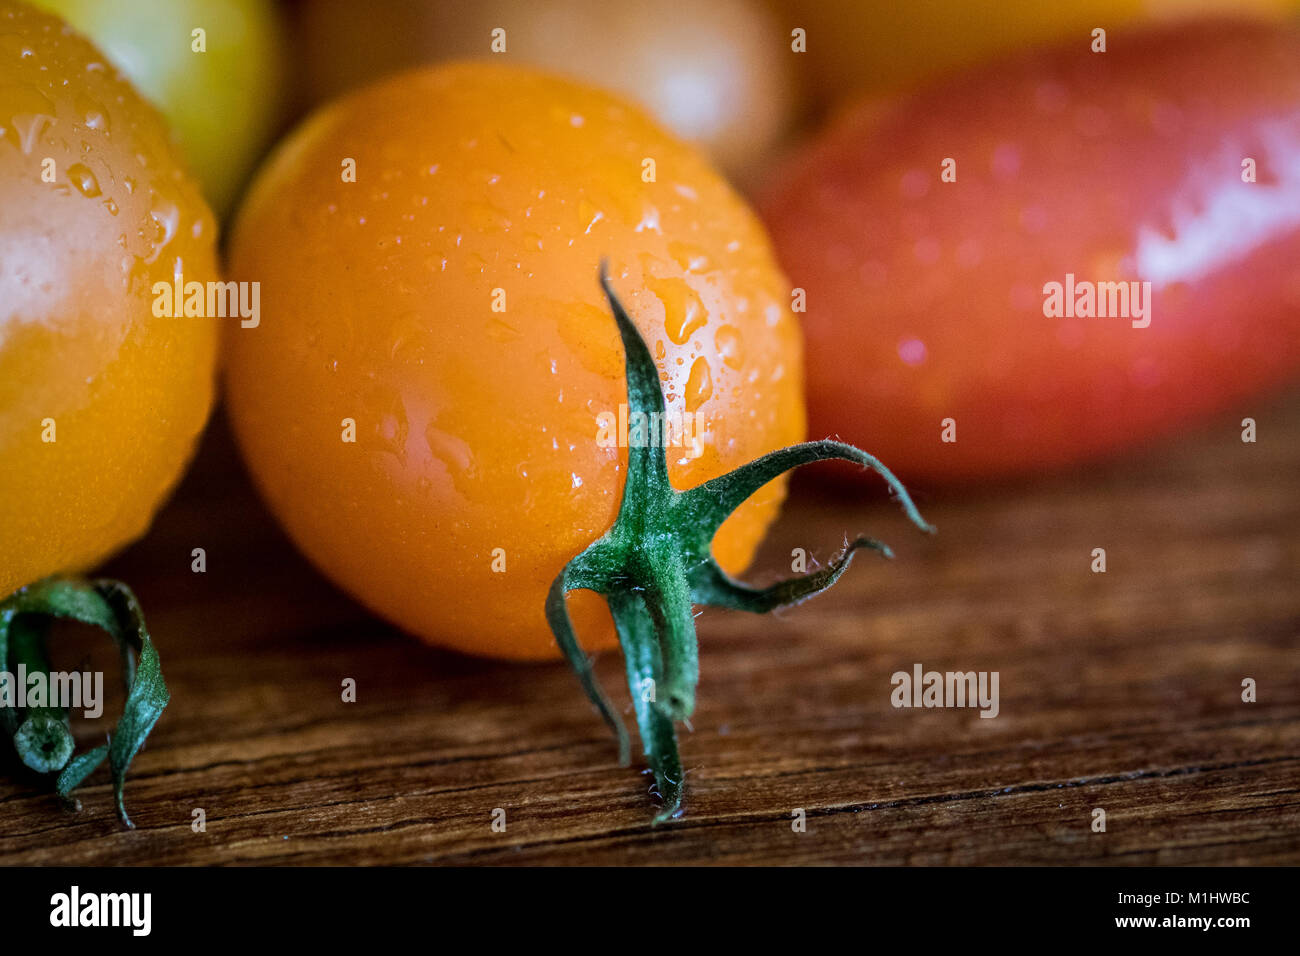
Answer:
[368,386,409,461]
[578,199,603,234]
[668,241,710,273]
[649,278,708,344]
[142,197,179,263]
[714,325,744,370]
[6,87,54,153]
[552,299,623,378]
[635,204,661,233]
[67,162,100,197]
[685,357,713,411]
[426,422,479,494]
[75,94,108,132]
[382,312,433,365]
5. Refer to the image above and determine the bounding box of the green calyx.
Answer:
[0,577,169,827]
[547,265,934,823]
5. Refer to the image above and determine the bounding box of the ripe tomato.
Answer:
[31,0,289,218]
[759,21,1300,483]
[0,0,219,597]
[296,0,799,183]
[776,0,1300,103]
[225,62,806,660]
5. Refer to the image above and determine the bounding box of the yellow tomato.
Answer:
[775,0,1300,102]
[32,0,289,218]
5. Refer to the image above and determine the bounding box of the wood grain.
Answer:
[1,392,1297,866]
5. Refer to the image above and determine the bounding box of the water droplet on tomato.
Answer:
[685,357,713,412]
[7,95,53,153]
[649,277,708,344]
[370,386,409,461]
[579,199,603,234]
[142,197,179,262]
[668,241,710,273]
[67,162,99,197]
[426,422,479,496]
[635,204,661,233]
[75,93,108,131]
[714,325,744,370]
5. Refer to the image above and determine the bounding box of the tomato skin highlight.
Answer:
[0,0,219,596]
[759,21,1300,484]
[224,63,805,661]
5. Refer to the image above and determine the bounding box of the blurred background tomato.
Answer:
[293,0,800,185]
[33,0,289,219]
[773,0,1300,109]
[759,20,1300,483]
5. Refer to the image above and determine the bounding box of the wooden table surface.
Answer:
[2,393,1297,866]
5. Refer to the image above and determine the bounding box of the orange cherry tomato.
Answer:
[0,0,219,597]
[224,62,805,660]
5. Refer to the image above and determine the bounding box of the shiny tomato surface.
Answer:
[0,0,219,596]
[225,63,805,659]
[760,21,1300,482]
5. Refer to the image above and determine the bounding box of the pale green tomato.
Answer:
[32,0,288,219]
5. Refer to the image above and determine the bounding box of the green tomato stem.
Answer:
[0,577,169,827]
[6,615,75,774]
[545,265,934,824]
